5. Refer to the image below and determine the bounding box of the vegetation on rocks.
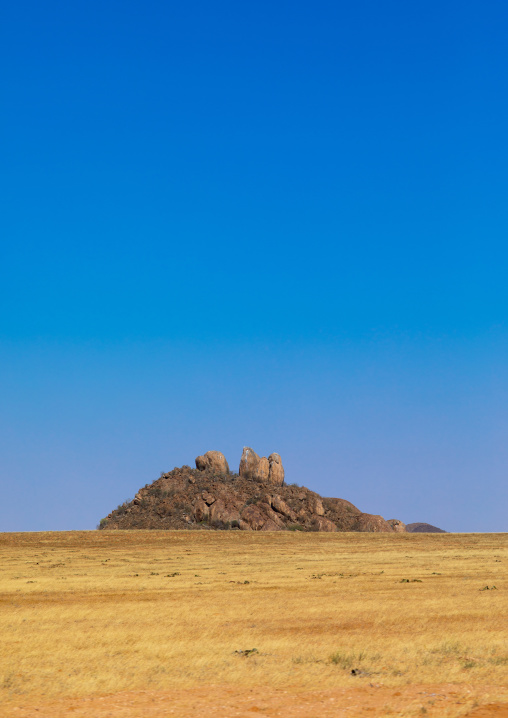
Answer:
[99,448,404,533]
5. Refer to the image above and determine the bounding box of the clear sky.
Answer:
[1,0,507,532]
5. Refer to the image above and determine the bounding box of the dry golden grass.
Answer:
[0,530,507,714]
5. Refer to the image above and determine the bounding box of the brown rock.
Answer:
[239,447,270,482]
[202,491,216,505]
[310,496,325,516]
[271,495,297,521]
[195,450,229,474]
[239,447,285,485]
[355,513,394,532]
[387,519,406,533]
[259,503,286,528]
[212,496,242,523]
[311,517,337,532]
[261,519,283,531]
[268,453,285,486]
[240,504,266,531]
[193,500,210,522]
[257,456,270,481]
[209,499,226,522]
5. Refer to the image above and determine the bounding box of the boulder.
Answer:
[259,502,286,528]
[310,496,325,516]
[239,447,285,485]
[209,499,240,524]
[355,513,394,532]
[202,491,216,505]
[271,495,297,521]
[239,447,270,482]
[311,516,337,532]
[257,456,270,482]
[387,519,406,533]
[195,450,229,474]
[193,499,210,522]
[240,504,267,531]
[261,519,283,531]
[268,453,285,486]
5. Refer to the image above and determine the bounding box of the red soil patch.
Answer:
[6,684,508,717]
[466,706,508,717]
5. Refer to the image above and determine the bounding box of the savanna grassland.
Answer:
[0,530,507,717]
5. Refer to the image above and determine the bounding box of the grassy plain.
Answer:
[0,530,507,717]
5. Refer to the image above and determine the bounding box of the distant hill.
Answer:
[406,522,447,533]
[99,448,407,534]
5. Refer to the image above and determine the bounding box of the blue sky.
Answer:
[1,0,507,531]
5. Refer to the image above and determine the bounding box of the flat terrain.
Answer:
[0,530,506,717]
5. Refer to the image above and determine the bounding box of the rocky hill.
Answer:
[406,522,446,533]
[99,448,407,533]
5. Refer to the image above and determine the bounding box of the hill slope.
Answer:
[406,522,447,533]
[100,448,406,533]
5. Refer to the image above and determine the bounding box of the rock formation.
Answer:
[195,450,229,475]
[387,519,406,533]
[239,447,284,486]
[406,522,446,533]
[99,447,406,534]
[268,453,284,486]
[239,447,268,482]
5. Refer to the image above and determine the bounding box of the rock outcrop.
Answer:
[268,453,285,486]
[387,519,406,533]
[239,447,269,482]
[99,447,404,534]
[406,522,446,533]
[239,447,285,486]
[195,450,229,475]
[354,514,394,533]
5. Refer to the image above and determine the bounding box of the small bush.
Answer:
[210,519,229,530]
[116,500,132,515]
[174,501,192,514]
[435,641,463,656]
[330,651,368,669]
[245,495,261,506]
